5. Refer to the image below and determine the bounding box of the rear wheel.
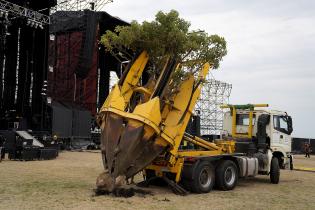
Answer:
[190,161,215,193]
[270,157,280,184]
[216,160,238,191]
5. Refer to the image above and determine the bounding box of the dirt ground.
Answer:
[0,152,315,210]
[293,154,315,168]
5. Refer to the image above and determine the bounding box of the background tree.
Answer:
[101,10,227,76]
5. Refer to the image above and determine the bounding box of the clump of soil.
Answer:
[95,171,116,192]
[94,187,153,198]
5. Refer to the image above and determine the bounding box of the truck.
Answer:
[96,51,294,194]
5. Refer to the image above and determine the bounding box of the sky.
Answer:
[103,0,315,138]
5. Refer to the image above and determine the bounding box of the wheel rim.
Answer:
[224,166,236,186]
[199,167,212,188]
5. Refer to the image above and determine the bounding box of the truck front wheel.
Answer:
[191,161,215,193]
[270,157,280,184]
[216,160,238,191]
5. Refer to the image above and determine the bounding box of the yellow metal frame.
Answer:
[146,157,185,182]
[145,104,269,183]
[145,140,235,183]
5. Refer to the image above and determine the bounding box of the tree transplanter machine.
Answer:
[97,51,294,194]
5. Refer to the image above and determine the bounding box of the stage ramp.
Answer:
[15,130,44,148]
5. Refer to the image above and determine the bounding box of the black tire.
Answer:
[216,160,238,191]
[270,157,280,184]
[190,161,215,193]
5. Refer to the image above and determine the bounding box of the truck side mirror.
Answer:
[287,116,293,135]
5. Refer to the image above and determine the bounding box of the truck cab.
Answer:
[222,105,294,172]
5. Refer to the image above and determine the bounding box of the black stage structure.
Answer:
[0,1,60,160]
[0,1,128,146]
[46,10,128,141]
[0,0,56,131]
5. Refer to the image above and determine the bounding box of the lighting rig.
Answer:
[0,0,50,28]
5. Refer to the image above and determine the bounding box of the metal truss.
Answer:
[51,0,113,13]
[0,0,50,24]
[195,77,232,135]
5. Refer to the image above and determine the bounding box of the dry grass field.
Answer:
[0,151,315,210]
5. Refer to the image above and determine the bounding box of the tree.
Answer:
[100,10,227,75]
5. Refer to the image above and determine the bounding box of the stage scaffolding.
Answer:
[195,76,232,135]
[51,0,113,13]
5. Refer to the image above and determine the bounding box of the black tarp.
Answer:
[49,10,129,111]
[72,107,91,138]
[51,102,73,138]
[50,101,91,138]
[50,10,128,79]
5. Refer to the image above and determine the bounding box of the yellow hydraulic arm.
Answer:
[98,50,215,178]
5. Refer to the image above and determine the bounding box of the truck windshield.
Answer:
[273,115,289,134]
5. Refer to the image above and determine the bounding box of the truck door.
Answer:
[271,115,292,152]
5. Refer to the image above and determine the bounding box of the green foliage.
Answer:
[100,10,227,72]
